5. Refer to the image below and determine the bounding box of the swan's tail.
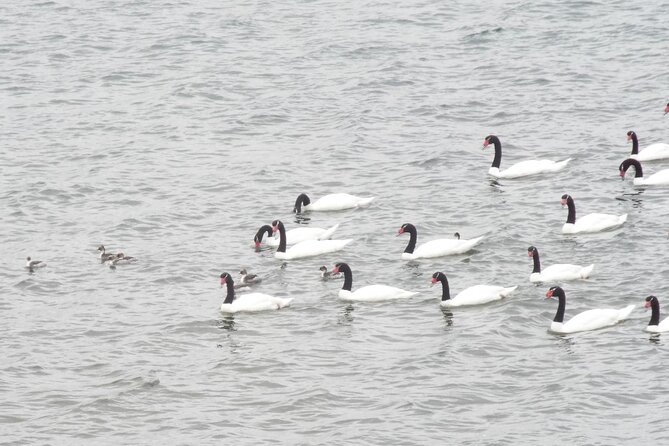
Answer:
[616,304,636,321]
[580,264,595,279]
[553,158,572,171]
[357,197,375,207]
[618,214,628,225]
[277,298,294,309]
[318,223,340,240]
[501,285,518,297]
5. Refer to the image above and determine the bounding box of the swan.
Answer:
[398,223,483,260]
[627,131,669,161]
[431,271,517,307]
[271,220,352,260]
[665,102,669,115]
[619,158,669,186]
[219,272,292,313]
[332,262,417,301]
[293,193,375,213]
[545,286,635,334]
[527,246,594,282]
[560,194,627,234]
[25,256,46,269]
[644,295,669,333]
[253,223,340,248]
[482,135,571,179]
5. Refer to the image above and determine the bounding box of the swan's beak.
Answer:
[644,301,652,308]
[430,278,438,287]
[527,251,533,257]
[619,170,625,180]
[545,290,554,299]
[396,229,403,237]
[482,139,489,149]
[254,240,261,248]
[664,105,669,115]
[220,278,226,287]
[332,266,340,274]
[627,135,632,142]
[560,199,567,207]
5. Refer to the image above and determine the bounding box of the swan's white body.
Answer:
[632,169,669,186]
[562,213,627,234]
[304,194,375,211]
[402,236,484,260]
[530,264,594,283]
[274,239,352,260]
[266,224,340,247]
[550,305,635,334]
[489,158,571,179]
[440,285,517,307]
[338,285,417,302]
[220,293,293,313]
[631,143,669,162]
[646,318,669,333]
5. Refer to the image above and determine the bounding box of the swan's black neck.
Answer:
[435,273,451,301]
[273,220,287,252]
[337,263,353,291]
[293,193,311,213]
[223,277,235,304]
[647,296,660,326]
[488,135,502,168]
[530,248,541,273]
[401,224,418,254]
[254,225,273,243]
[629,132,639,155]
[620,158,643,178]
[552,288,566,323]
[564,195,576,224]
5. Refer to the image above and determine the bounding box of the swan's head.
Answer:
[482,135,497,149]
[645,295,657,308]
[626,130,636,142]
[332,262,349,274]
[431,271,445,285]
[546,286,563,299]
[397,223,414,236]
[220,272,230,287]
[454,232,460,240]
[560,194,570,206]
[271,220,282,233]
[527,246,536,257]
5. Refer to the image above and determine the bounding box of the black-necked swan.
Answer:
[644,295,669,333]
[332,262,417,301]
[527,246,594,283]
[397,223,483,260]
[482,135,571,179]
[619,158,669,186]
[560,194,627,234]
[545,286,635,334]
[25,256,46,269]
[219,272,292,313]
[431,271,516,307]
[293,193,375,213]
[271,220,352,260]
[627,130,669,161]
[253,223,340,248]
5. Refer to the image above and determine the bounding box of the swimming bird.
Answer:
[644,295,669,333]
[97,245,116,262]
[619,158,669,186]
[431,271,516,307]
[527,246,594,282]
[627,130,669,161]
[397,223,483,260]
[253,223,340,247]
[236,268,262,288]
[482,135,571,179]
[293,193,375,213]
[320,265,342,280]
[25,256,47,269]
[271,220,352,260]
[560,194,627,234]
[545,286,635,334]
[332,262,417,301]
[219,272,292,313]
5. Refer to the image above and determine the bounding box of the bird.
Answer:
[97,245,116,262]
[397,223,483,260]
[25,256,47,269]
[560,194,627,234]
[107,253,137,269]
[644,296,669,333]
[627,130,669,161]
[527,246,594,282]
[293,193,375,213]
[219,272,292,313]
[482,135,571,179]
[619,158,669,186]
[545,286,635,334]
[332,262,417,301]
[271,220,352,260]
[665,102,669,115]
[431,271,516,307]
[320,265,342,280]
[253,223,340,248]
[236,268,262,288]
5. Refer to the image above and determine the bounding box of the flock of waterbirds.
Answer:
[24,103,669,334]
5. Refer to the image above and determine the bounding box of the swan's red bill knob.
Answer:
[527,250,533,257]
[332,265,340,274]
[254,240,261,248]
[619,170,625,178]
[560,198,567,206]
[397,227,404,236]
[220,277,227,286]
[664,103,669,115]
[644,300,652,308]
[431,277,438,284]
[482,138,490,148]
[546,289,554,298]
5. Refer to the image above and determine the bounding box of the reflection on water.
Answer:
[217,315,236,332]
[337,304,355,325]
[441,307,454,328]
